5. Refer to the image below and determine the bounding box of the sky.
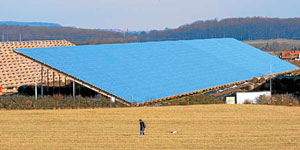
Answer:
[1,0,300,31]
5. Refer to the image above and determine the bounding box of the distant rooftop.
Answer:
[17,38,298,103]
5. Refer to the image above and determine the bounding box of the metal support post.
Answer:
[73,81,75,98]
[52,72,55,95]
[270,64,272,94]
[47,70,49,95]
[58,74,61,95]
[40,66,44,97]
[34,65,37,100]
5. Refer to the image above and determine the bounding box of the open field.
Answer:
[1,105,300,150]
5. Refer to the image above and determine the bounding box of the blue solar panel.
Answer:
[17,38,298,102]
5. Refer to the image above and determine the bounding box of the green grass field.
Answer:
[1,105,300,149]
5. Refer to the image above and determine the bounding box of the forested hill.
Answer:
[0,25,135,45]
[1,17,300,45]
[139,17,300,42]
[0,21,62,27]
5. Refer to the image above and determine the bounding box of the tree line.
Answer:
[139,17,300,42]
[0,25,137,45]
[1,17,300,45]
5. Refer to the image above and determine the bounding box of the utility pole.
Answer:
[131,96,133,107]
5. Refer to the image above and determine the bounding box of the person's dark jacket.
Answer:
[140,121,146,130]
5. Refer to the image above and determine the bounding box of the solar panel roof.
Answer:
[17,38,298,103]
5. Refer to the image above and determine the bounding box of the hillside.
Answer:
[245,39,300,51]
[0,25,136,45]
[1,105,300,149]
[0,21,62,27]
[139,17,300,42]
[2,17,300,46]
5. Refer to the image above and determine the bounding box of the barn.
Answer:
[14,38,299,104]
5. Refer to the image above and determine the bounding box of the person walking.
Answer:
[139,119,146,135]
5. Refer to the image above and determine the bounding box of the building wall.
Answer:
[0,40,75,94]
[236,91,271,104]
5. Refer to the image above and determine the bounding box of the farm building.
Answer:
[12,38,299,105]
[0,40,75,94]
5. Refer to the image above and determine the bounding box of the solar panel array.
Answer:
[17,38,298,102]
